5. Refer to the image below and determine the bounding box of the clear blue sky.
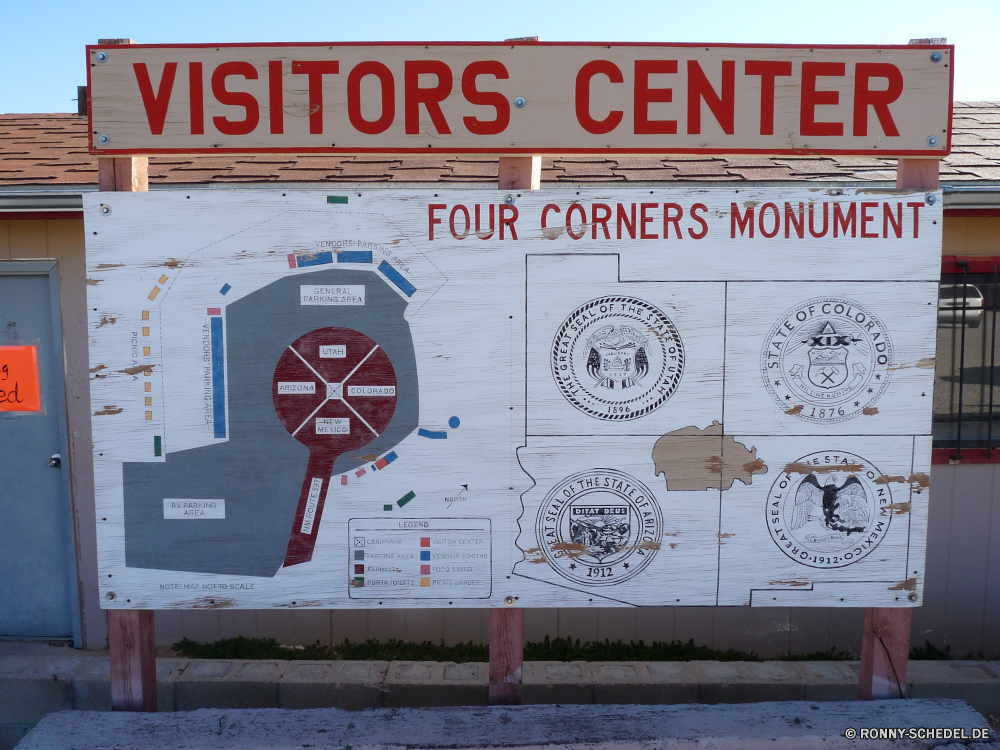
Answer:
[2,0,997,113]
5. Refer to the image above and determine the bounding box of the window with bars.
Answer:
[934,259,1000,457]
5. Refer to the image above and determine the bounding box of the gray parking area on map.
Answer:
[122,268,418,577]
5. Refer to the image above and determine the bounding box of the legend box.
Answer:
[348,518,491,599]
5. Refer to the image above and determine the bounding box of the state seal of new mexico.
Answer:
[535,469,663,586]
[760,298,893,423]
[552,297,684,421]
[766,451,891,569]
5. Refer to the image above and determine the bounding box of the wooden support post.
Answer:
[857,155,939,701]
[488,155,540,706]
[98,40,156,710]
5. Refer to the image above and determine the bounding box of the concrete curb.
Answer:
[1,654,998,749]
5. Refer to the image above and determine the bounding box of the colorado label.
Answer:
[535,469,663,586]
[766,451,891,569]
[551,296,684,421]
[761,297,893,423]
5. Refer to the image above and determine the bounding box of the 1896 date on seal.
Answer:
[552,296,684,421]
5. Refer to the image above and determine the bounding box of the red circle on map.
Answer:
[272,327,398,456]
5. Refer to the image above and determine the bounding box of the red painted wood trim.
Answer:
[489,608,524,705]
[944,209,1000,218]
[941,255,1000,274]
[932,448,1000,464]
[0,212,83,221]
[108,609,157,711]
[87,41,956,51]
[858,607,912,700]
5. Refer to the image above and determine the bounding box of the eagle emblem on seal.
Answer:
[791,474,870,535]
[585,325,649,389]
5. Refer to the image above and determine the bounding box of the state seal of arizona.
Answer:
[552,296,684,421]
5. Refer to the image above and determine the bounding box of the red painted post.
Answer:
[97,38,157,713]
[857,154,939,700]
[488,155,540,705]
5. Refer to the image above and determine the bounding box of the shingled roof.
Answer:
[2,102,999,187]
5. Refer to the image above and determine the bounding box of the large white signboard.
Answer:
[86,42,953,156]
[85,188,939,609]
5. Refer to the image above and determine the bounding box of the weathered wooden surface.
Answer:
[488,607,524,705]
[84,188,939,609]
[87,43,952,156]
[16,700,994,750]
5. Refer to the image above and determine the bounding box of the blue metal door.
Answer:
[0,262,80,643]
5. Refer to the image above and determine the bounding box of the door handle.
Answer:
[47,454,61,468]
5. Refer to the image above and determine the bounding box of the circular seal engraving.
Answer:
[535,469,663,586]
[761,298,893,423]
[766,451,892,569]
[552,296,684,420]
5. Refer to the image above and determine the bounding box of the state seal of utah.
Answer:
[761,298,893,423]
[535,469,663,586]
[552,296,684,421]
[766,451,891,569]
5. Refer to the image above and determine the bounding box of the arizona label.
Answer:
[761,297,893,423]
[552,296,684,421]
[766,451,892,569]
[535,469,663,586]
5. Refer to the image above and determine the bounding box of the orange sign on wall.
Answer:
[0,345,41,412]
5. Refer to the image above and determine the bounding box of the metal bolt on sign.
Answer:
[504,194,515,205]
[926,135,939,147]
[97,134,111,145]
[99,204,112,215]
[504,596,515,606]
[105,591,116,601]
[926,194,937,204]
[930,51,942,62]
[514,96,526,108]
[907,593,919,602]
[96,51,108,63]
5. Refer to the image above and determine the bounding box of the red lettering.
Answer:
[731,203,754,238]
[133,62,177,136]
[860,202,879,238]
[759,203,780,238]
[268,61,282,135]
[853,63,903,137]
[291,60,339,135]
[808,202,829,237]
[784,202,804,238]
[499,205,518,240]
[745,60,792,136]
[907,202,923,238]
[428,204,446,240]
[634,60,677,135]
[462,61,510,135]
[833,203,857,237]
[348,61,395,135]
[592,203,612,239]
[640,203,658,239]
[883,202,903,238]
[575,60,623,134]
[211,62,259,136]
[405,60,453,135]
[800,62,845,137]
[617,203,636,239]
[189,62,204,135]
[566,204,586,240]
[449,204,470,239]
[688,204,709,239]
[663,203,683,239]
[687,60,735,134]
[475,204,494,240]
[541,203,561,239]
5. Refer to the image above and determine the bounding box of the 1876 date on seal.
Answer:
[552,296,684,421]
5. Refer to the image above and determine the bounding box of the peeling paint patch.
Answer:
[883,502,911,515]
[652,421,767,492]
[95,316,117,329]
[89,364,107,373]
[785,404,803,415]
[718,532,735,539]
[162,258,187,269]
[118,364,155,376]
[908,472,930,490]
[875,475,907,485]
[95,263,124,270]
[668,543,678,549]
[93,405,123,416]
[768,580,810,587]
[86,278,102,286]
[862,406,879,416]
[888,357,936,371]
[191,597,236,608]
[888,578,917,591]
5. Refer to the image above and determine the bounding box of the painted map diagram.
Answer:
[85,189,939,609]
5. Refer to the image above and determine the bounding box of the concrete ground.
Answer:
[2,643,998,750]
